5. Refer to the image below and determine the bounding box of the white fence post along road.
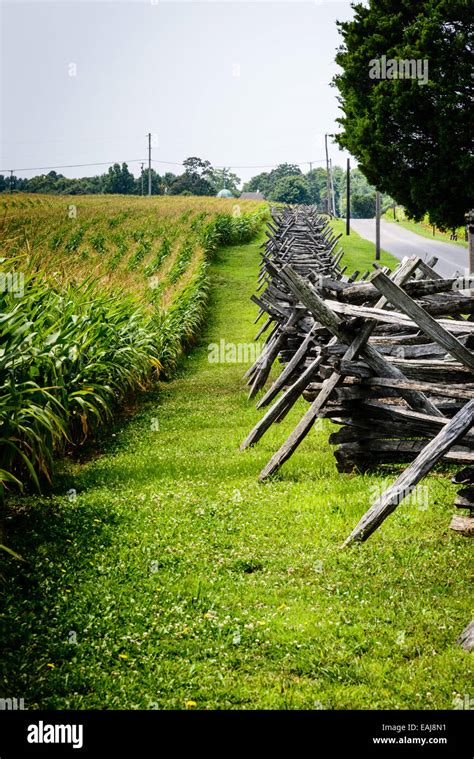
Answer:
[351,218,468,278]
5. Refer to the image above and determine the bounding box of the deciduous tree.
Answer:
[269,175,311,205]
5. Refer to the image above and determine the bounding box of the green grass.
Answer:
[0,230,471,710]
[332,219,399,273]
[382,211,468,249]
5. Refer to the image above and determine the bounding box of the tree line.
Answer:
[2,156,392,218]
[241,162,394,216]
[0,157,241,199]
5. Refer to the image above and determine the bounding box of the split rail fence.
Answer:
[241,205,473,650]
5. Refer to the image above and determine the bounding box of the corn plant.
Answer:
[0,196,268,501]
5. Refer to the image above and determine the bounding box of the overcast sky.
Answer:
[1,0,356,185]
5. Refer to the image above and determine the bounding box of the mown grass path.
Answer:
[1,232,471,709]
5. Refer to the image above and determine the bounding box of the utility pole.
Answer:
[9,169,13,194]
[148,133,152,196]
[324,134,331,215]
[141,163,144,196]
[346,158,350,236]
[329,159,336,216]
[375,190,381,260]
[467,210,474,275]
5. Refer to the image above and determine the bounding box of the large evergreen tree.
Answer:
[334,0,473,230]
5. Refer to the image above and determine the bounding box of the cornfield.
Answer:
[0,194,267,500]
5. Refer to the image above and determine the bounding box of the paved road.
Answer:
[351,218,468,278]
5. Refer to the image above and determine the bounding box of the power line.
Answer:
[150,159,327,169]
[197,159,327,170]
[1,136,146,146]
[151,158,327,170]
[1,156,330,176]
[207,160,328,170]
[0,159,146,173]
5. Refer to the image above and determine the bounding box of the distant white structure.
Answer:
[216,188,234,198]
[240,191,265,200]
